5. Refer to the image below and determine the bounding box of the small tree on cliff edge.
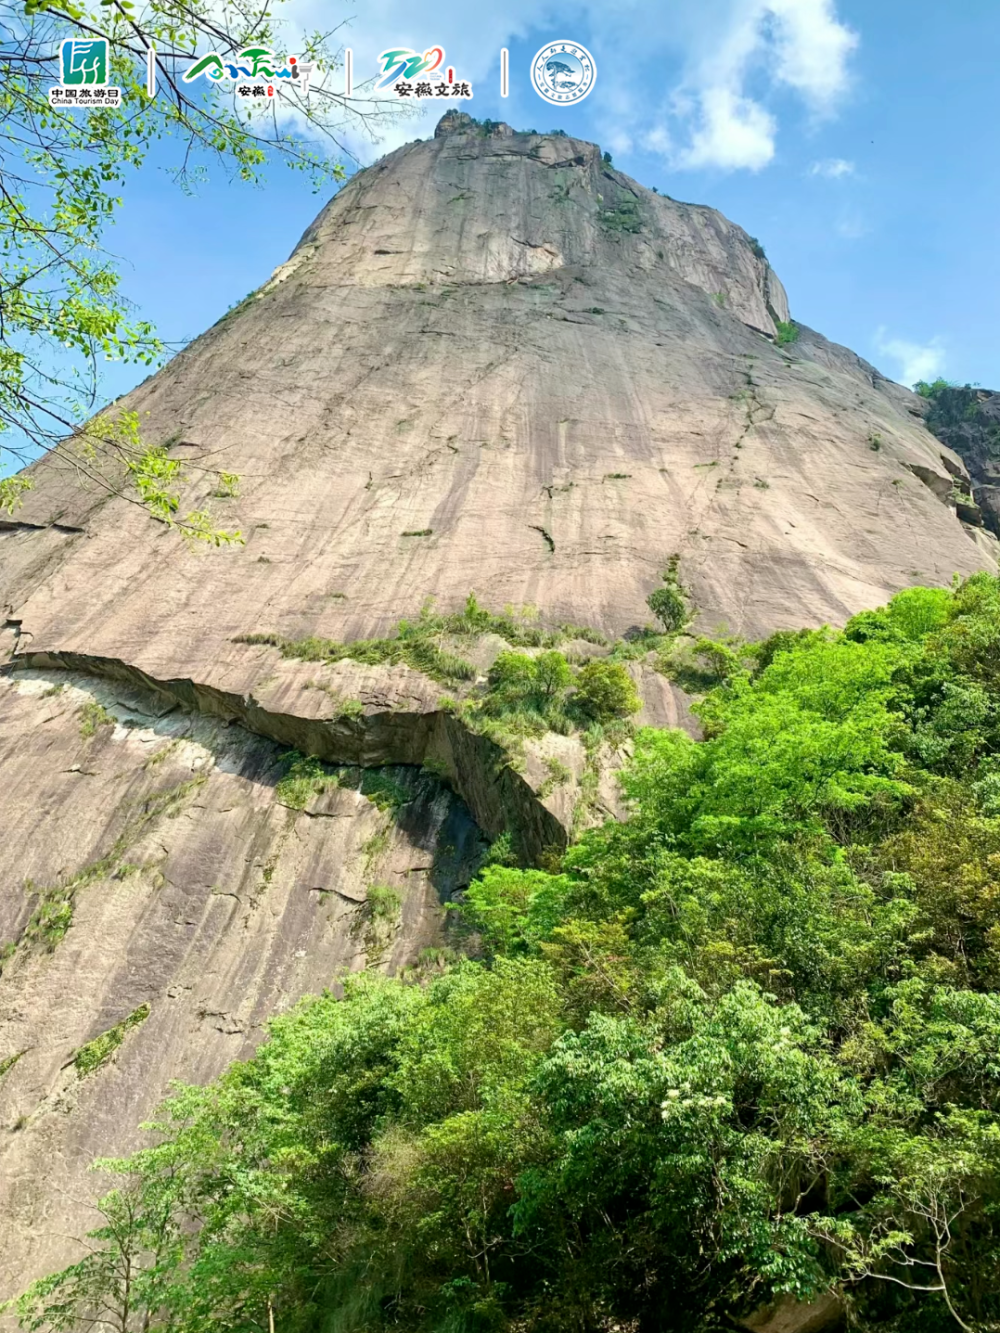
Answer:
[647,555,688,632]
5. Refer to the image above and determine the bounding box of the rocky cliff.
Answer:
[919,384,1000,536]
[0,110,995,1303]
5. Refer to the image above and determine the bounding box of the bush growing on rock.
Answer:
[647,583,686,631]
[573,659,641,722]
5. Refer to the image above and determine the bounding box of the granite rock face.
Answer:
[5,117,994,678]
[919,384,1000,536]
[0,667,484,1301]
[0,113,996,1302]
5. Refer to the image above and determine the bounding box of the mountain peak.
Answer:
[434,109,514,137]
[1,87,997,1303]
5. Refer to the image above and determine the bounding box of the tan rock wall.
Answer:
[0,669,482,1302]
[0,114,995,1304]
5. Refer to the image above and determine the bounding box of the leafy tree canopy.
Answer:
[16,575,1000,1332]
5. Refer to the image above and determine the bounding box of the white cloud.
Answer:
[274,0,858,172]
[606,129,635,157]
[641,125,673,155]
[767,0,858,110]
[681,87,777,171]
[670,0,858,171]
[875,329,946,387]
[809,157,854,177]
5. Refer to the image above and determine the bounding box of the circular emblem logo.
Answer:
[530,41,596,105]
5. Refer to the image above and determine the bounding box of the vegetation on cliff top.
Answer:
[237,593,639,751]
[15,575,1000,1332]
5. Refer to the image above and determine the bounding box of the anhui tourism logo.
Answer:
[183,47,316,101]
[49,38,121,108]
[377,46,473,100]
[530,40,596,105]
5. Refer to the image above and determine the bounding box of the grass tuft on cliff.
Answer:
[74,1004,150,1078]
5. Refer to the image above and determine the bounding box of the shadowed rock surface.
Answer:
[919,384,1000,535]
[0,111,996,1305]
[0,666,485,1300]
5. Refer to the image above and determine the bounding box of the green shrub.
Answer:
[645,556,688,634]
[913,377,953,398]
[539,756,572,797]
[462,867,571,956]
[236,594,621,695]
[647,585,686,632]
[601,200,642,234]
[356,884,405,963]
[358,770,410,813]
[79,701,113,738]
[276,754,409,815]
[574,660,640,722]
[534,651,573,696]
[365,883,403,922]
[74,1004,150,1077]
[212,471,239,498]
[275,752,331,809]
[0,1050,23,1081]
[774,320,798,346]
[661,636,748,693]
[749,626,819,676]
[487,651,535,693]
[482,829,519,868]
[480,651,575,734]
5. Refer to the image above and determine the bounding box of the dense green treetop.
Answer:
[13,575,1000,1332]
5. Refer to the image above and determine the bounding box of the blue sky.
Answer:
[93,0,1000,407]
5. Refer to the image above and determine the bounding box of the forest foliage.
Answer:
[14,575,1000,1332]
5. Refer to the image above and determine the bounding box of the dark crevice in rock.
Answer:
[529,525,556,553]
[3,650,568,863]
[0,519,85,535]
[957,502,984,527]
[905,462,953,503]
[2,618,26,651]
[905,460,985,529]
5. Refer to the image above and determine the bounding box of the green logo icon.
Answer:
[60,38,109,86]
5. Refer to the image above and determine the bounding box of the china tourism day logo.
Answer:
[376,46,473,100]
[49,38,121,108]
[183,47,316,101]
[530,40,596,105]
